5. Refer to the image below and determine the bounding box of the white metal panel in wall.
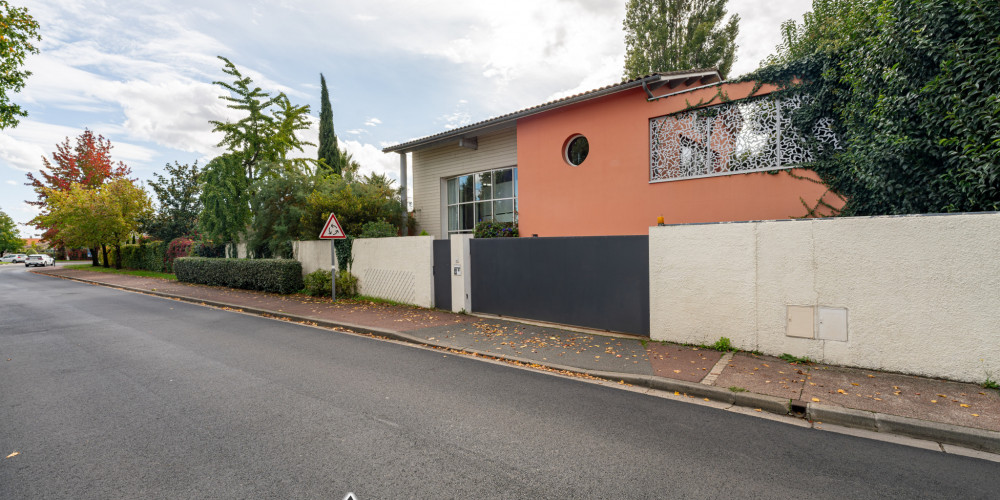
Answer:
[411,128,517,238]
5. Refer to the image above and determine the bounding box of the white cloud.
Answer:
[364,117,382,127]
[5,180,16,186]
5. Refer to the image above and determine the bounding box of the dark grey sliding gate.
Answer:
[432,239,452,311]
[470,236,649,336]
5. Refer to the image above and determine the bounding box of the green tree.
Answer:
[100,178,154,269]
[317,74,343,176]
[26,130,133,264]
[299,173,402,239]
[0,1,40,130]
[146,161,202,242]
[0,208,21,255]
[748,0,1000,215]
[623,0,740,79]
[761,0,875,67]
[31,179,152,268]
[248,165,312,258]
[199,154,250,257]
[209,56,314,185]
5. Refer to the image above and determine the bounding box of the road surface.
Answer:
[1,266,996,499]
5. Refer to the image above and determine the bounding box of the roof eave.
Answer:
[382,69,721,154]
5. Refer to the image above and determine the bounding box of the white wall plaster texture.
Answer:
[293,240,333,276]
[351,236,434,308]
[650,213,1000,383]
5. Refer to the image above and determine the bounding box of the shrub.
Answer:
[174,257,304,294]
[474,219,518,238]
[334,270,358,299]
[359,220,398,238]
[117,241,167,272]
[303,269,333,297]
[166,237,194,271]
[191,240,226,258]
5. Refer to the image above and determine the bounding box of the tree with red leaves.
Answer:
[26,129,132,265]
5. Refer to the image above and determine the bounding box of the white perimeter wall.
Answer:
[351,236,434,308]
[293,240,333,276]
[650,213,1000,383]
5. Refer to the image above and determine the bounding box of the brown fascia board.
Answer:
[382,69,721,154]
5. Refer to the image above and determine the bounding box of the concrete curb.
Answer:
[35,270,1000,455]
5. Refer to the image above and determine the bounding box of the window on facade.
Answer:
[446,167,517,235]
[565,135,589,166]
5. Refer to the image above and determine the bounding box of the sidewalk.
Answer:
[33,266,1000,456]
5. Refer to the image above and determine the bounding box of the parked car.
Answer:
[25,254,54,267]
[3,254,28,263]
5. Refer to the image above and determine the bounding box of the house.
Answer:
[383,70,842,238]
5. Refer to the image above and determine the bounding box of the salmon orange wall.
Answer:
[516,82,843,237]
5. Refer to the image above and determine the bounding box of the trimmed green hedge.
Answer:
[174,257,304,294]
[118,241,167,272]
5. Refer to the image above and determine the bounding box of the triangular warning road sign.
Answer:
[319,212,346,239]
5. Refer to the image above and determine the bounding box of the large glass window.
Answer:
[446,167,517,235]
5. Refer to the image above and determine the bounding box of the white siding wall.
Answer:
[411,128,517,238]
[649,213,1000,383]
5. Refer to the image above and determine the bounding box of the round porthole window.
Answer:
[565,135,589,166]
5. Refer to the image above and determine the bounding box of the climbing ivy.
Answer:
[740,0,1000,216]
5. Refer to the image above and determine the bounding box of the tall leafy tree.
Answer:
[0,208,21,255]
[0,0,40,130]
[32,179,152,268]
[761,0,874,67]
[198,154,251,256]
[623,0,740,79]
[26,130,132,262]
[249,166,312,258]
[209,56,313,185]
[204,57,315,253]
[317,74,342,176]
[146,161,202,243]
[748,0,1000,215]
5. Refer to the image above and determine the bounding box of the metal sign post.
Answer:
[318,212,347,298]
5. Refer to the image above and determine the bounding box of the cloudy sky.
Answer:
[0,0,811,236]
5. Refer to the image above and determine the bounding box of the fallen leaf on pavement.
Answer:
[837,389,847,394]
[5,452,18,458]
[960,404,970,408]
[972,414,980,417]
[811,397,820,402]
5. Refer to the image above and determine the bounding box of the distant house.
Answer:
[383,69,842,238]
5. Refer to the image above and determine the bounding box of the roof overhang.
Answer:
[382,69,721,154]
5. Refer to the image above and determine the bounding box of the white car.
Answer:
[25,254,55,267]
[1,253,27,263]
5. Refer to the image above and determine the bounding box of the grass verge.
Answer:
[62,264,177,281]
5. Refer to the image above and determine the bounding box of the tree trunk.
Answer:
[114,244,122,269]
[101,245,109,268]
[90,246,99,266]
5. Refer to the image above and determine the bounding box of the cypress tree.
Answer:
[317,74,341,175]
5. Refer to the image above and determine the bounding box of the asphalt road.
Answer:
[1,267,997,499]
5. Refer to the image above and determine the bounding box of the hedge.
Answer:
[118,241,167,272]
[174,257,304,294]
[103,241,167,271]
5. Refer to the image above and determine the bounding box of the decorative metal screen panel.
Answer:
[650,95,838,182]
